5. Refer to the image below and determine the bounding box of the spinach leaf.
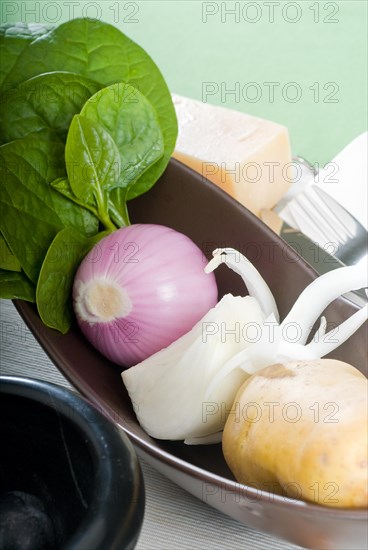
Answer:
[0,71,100,144]
[0,22,53,87]
[51,176,99,215]
[2,18,177,199]
[0,132,99,282]
[80,83,164,192]
[36,228,108,333]
[50,177,79,202]
[51,176,128,229]
[65,115,121,230]
[0,233,21,272]
[0,269,36,302]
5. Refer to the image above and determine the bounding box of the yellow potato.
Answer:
[222,359,367,508]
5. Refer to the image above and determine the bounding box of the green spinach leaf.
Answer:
[65,115,121,230]
[0,71,100,144]
[36,228,108,333]
[2,18,177,199]
[50,176,99,215]
[51,176,128,229]
[0,22,53,86]
[0,132,99,282]
[80,83,164,191]
[0,233,21,272]
[0,269,36,302]
[50,176,79,201]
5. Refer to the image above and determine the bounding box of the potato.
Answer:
[222,359,367,508]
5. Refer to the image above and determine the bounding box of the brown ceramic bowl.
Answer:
[15,159,368,550]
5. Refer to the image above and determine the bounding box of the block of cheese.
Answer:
[172,94,292,216]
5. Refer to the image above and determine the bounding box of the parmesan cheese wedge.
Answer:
[172,94,292,216]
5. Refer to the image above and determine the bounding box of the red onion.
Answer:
[73,224,218,367]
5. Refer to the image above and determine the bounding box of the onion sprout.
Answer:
[205,248,279,321]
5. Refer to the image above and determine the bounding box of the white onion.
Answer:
[73,224,218,367]
[122,294,265,440]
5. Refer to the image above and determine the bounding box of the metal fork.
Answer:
[280,156,368,267]
[277,156,368,306]
[291,184,368,266]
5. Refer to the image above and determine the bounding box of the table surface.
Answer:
[1,299,305,550]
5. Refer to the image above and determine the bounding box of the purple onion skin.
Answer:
[73,224,218,368]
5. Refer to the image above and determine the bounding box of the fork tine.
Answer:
[313,186,360,239]
[294,192,344,244]
[303,187,350,243]
[289,199,333,244]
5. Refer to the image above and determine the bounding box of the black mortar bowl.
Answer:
[0,376,145,550]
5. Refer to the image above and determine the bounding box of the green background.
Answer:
[2,0,367,165]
